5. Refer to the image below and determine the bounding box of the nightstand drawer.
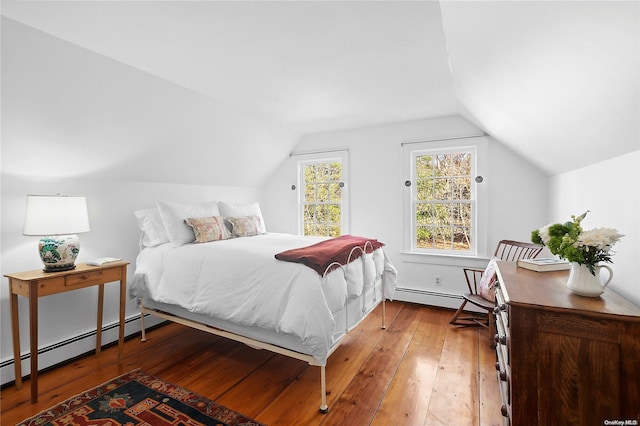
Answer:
[11,277,66,297]
[66,268,122,288]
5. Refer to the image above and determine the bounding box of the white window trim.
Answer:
[402,136,488,258]
[292,150,350,236]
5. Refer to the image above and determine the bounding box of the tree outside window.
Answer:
[302,161,343,237]
[413,150,474,252]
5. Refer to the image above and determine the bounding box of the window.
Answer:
[403,137,487,256]
[295,151,349,237]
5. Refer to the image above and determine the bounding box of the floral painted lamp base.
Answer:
[38,235,80,272]
[566,262,613,297]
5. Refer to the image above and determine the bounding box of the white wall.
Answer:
[0,18,296,385]
[260,115,549,307]
[1,17,299,187]
[549,150,640,307]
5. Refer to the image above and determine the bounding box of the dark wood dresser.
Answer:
[493,261,640,425]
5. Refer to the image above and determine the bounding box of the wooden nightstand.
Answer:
[5,261,129,403]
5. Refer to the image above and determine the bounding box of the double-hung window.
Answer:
[294,151,349,237]
[403,136,487,256]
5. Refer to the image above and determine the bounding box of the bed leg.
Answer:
[319,366,329,414]
[140,312,147,342]
[381,298,387,330]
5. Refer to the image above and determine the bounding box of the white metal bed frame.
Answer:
[137,242,388,414]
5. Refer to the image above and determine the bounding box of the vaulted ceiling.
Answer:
[2,1,638,176]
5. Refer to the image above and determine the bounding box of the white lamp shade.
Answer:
[23,195,90,236]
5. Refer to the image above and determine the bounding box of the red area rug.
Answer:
[17,368,262,426]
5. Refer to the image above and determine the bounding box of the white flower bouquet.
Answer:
[531,211,624,275]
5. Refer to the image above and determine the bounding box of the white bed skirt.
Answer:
[139,277,385,366]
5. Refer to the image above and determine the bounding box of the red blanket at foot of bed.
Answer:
[275,235,384,275]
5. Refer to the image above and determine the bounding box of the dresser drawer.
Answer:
[494,283,510,349]
[494,282,509,328]
[495,315,510,363]
[496,371,511,426]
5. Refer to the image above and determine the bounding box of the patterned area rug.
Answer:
[17,369,263,426]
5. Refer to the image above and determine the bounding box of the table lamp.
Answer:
[23,195,91,272]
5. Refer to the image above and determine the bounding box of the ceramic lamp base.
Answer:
[39,235,80,272]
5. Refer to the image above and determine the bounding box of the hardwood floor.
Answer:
[1,302,502,425]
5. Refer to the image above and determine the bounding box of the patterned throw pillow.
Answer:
[225,215,263,238]
[478,257,498,302]
[184,216,232,243]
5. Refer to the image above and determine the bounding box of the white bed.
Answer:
[130,229,397,413]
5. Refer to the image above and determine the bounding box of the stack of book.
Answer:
[516,258,571,272]
[87,257,123,266]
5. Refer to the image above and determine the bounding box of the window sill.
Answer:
[400,251,490,267]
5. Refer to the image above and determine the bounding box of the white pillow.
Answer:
[134,208,169,247]
[157,200,221,247]
[218,201,266,233]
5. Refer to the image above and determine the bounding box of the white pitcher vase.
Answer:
[566,262,613,297]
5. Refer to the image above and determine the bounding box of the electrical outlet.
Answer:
[435,276,442,286]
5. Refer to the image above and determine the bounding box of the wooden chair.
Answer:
[450,240,543,347]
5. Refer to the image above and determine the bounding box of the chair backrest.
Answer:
[493,239,543,261]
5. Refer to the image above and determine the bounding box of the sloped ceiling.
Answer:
[1,1,457,134]
[440,1,640,175]
[2,1,639,177]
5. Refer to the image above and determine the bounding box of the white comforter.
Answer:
[130,233,397,365]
